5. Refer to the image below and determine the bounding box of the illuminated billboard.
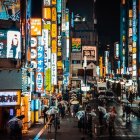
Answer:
[51,24,57,38]
[0,0,20,21]
[7,31,21,59]
[52,7,57,21]
[0,91,20,106]
[57,0,62,13]
[114,43,119,59]
[31,37,37,47]
[52,39,57,53]
[52,0,56,5]
[43,8,51,20]
[36,37,44,92]
[72,38,81,52]
[82,46,97,61]
[0,30,21,59]
[43,0,51,6]
[0,30,7,58]
[31,18,42,36]
[31,37,37,68]
[51,53,57,85]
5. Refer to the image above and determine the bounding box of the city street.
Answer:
[22,99,140,140]
[0,0,140,140]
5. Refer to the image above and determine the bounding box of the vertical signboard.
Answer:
[132,0,137,77]
[43,8,51,20]
[31,37,37,68]
[114,42,119,59]
[51,53,57,85]
[36,37,44,92]
[57,0,62,13]
[31,18,42,36]
[52,7,57,21]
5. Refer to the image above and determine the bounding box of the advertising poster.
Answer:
[72,38,81,52]
[0,0,20,21]
[82,46,97,61]
[0,30,7,58]
[7,31,21,59]
[0,91,20,106]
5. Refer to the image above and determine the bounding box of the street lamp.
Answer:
[83,56,87,96]
[83,56,87,86]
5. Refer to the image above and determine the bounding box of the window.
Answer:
[72,60,81,64]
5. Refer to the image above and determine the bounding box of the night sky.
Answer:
[32,0,121,49]
[67,0,121,48]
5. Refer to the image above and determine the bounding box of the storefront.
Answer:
[0,90,21,132]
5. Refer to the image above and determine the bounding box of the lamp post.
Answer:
[83,56,87,96]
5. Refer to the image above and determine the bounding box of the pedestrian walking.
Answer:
[129,91,133,106]
[8,115,25,140]
[111,106,117,114]
[99,109,104,126]
[43,107,48,124]
[53,113,60,132]
[61,104,65,118]
[107,112,116,136]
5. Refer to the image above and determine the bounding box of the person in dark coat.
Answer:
[61,104,65,118]
[99,110,104,126]
[43,107,48,124]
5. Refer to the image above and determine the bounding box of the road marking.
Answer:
[33,117,52,140]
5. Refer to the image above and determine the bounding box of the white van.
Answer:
[97,82,107,93]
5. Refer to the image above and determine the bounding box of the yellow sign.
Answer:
[129,10,132,18]
[52,7,57,21]
[57,51,62,56]
[31,18,42,36]
[52,39,57,53]
[46,69,51,91]
[52,0,56,5]
[132,48,136,53]
[43,23,51,30]
[57,61,63,67]
[51,24,57,38]
[43,8,51,20]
